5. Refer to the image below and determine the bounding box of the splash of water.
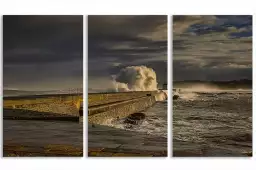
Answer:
[112,65,158,92]
[112,65,167,101]
[155,90,168,101]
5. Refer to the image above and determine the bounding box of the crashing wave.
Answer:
[112,66,167,101]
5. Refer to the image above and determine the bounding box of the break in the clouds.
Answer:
[3,15,83,91]
[88,15,167,90]
[173,15,252,81]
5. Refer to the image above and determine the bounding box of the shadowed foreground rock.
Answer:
[124,113,146,125]
[173,95,179,100]
[4,144,82,157]
[88,148,167,157]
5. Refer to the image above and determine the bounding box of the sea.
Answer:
[104,100,168,138]
[173,89,252,156]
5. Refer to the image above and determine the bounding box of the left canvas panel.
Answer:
[2,15,83,157]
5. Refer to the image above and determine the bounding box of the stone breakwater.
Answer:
[88,91,157,107]
[88,91,157,125]
[13,103,78,116]
[3,94,83,119]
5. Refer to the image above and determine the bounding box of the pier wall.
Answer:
[88,91,157,124]
[3,94,83,117]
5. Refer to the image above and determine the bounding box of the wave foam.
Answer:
[112,66,167,101]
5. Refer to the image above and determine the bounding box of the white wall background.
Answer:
[0,0,255,170]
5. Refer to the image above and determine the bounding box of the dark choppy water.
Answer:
[103,101,167,138]
[173,90,252,156]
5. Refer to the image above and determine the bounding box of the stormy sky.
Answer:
[3,15,83,91]
[173,15,252,81]
[88,15,167,90]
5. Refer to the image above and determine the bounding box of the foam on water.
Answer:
[173,91,252,156]
[101,101,167,138]
[174,86,252,101]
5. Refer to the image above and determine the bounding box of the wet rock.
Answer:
[173,95,179,100]
[79,109,83,116]
[124,113,146,125]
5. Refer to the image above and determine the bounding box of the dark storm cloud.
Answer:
[88,15,167,88]
[3,15,83,90]
[173,15,252,81]
[4,15,82,64]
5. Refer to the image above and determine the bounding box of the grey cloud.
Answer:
[88,15,167,89]
[3,15,83,90]
[173,15,252,81]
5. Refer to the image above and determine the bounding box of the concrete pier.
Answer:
[3,93,83,120]
[88,91,157,124]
